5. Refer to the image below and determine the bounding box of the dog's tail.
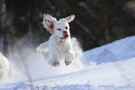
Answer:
[36,41,48,52]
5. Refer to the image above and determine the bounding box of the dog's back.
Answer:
[37,41,48,52]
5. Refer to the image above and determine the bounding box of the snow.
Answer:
[0,36,135,90]
[0,53,17,81]
[83,36,135,65]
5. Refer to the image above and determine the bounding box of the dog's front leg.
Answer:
[49,54,60,66]
[65,50,74,65]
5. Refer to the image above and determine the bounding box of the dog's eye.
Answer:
[57,28,61,31]
[65,26,68,29]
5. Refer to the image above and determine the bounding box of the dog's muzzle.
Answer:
[60,31,69,40]
[60,35,68,39]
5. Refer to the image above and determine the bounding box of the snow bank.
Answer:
[0,53,16,81]
[1,57,134,90]
[83,35,135,65]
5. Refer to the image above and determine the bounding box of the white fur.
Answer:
[37,41,48,52]
[37,14,75,66]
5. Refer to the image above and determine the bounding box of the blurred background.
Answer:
[0,0,135,54]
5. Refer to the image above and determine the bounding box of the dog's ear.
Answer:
[65,14,75,23]
[42,14,56,33]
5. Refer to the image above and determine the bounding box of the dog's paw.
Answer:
[52,61,60,66]
[65,60,72,66]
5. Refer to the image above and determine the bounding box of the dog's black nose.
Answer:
[63,31,67,35]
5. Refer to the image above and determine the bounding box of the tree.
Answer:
[0,0,135,53]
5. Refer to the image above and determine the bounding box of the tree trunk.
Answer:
[0,0,6,53]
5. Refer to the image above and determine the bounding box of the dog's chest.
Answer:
[55,43,70,59]
[56,42,70,52]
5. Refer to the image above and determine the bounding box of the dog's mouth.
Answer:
[60,35,69,39]
[64,35,68,39]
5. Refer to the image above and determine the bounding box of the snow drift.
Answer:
[83,36,135,65]
[0,53,16,81]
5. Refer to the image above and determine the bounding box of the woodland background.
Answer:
[0,0,135,54]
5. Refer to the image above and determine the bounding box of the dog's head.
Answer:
[42,14,75,42]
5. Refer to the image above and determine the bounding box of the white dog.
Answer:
[37,14,76,66]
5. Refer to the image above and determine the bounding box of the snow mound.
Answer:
[83,35,135,65]
[0,53,17,81]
